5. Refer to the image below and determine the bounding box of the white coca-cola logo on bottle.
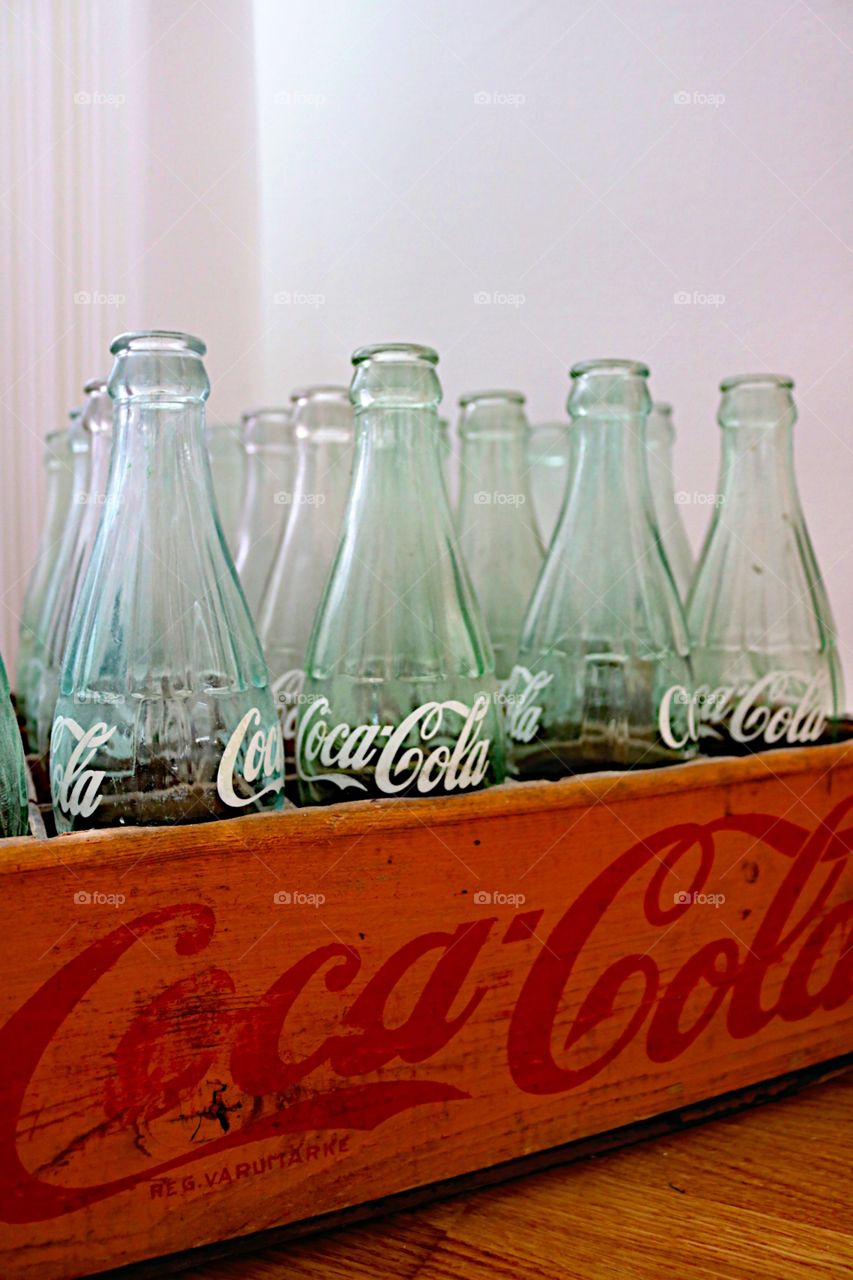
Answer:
[503,665,554,743]
[52,709,284,818]
[297,694,493,795]
[659,669,830,750]
[271,667,305,740]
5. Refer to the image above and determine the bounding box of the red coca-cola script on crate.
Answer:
[0,744,850,1279]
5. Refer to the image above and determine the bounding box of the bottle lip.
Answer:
[719,372,794,392]
[651,400,672,415]
[83,377,108,395]
[570,358,650,379]
[352,343,439,366]
[110,330,207,357]
[290,385,350,404]
[240,406,291,423]
[458,389,525,407]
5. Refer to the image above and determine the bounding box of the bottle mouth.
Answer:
[570,358,650,380]
[458,389,525,408]
[290,385,350,404]
[110,330,206,357]
[352,343,439,366]
[719,372,794,393]
[241,406,291,424]
[83,377,108,395]
[651,400,672,415]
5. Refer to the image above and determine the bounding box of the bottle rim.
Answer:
[570,358,650,379]
[352,343,439,366]
[83,377,108,395]
[290,385,350,404]
[719,372,794,392]
[240,406,291,424]
[651,400,673,415]
[110,330,207,357]
[458,389,526,407]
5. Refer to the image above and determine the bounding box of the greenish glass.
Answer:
[297,343,505,805]
[455,390,544,680]
[34,379,112,762]
[259,387,354,770]
[687,374,843,753]
[24,408,89,752]
[206,421,246,553]
[646,402,693,600]
[528,420,572,546]
[0,651,28,836]
[507,359,695,778]
[50,331,284,832]
[17,428,74,745]
[234,407,298,618]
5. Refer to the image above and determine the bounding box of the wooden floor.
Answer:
[184,1073,853,1280]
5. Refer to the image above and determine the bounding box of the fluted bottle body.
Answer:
[234,408,298,617]
[646,402,693,600]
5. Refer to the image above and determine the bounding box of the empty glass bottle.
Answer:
[17,428,74,743]
[0,652,27,837]
[50,332,284,832]
[506,359,694,778]
[234,407,298,618]
[206,421,246,552]
[34,380,113,761]
[258,387,354,770]
[455,390,544,679]
[24,407,90,753]
[687,374,843,753]
[296,344,505,805]
[528,421,572,546]
[646,401,693,600]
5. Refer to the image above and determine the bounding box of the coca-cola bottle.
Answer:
[24,405,90,755]
[17,427,74,745]
[34,379,113,762]
[206,420,245,552]
[50,332,284,832]
[506,359,694,778]
[0,652,27,837]
[646,401,693,599]
[234,407,298,617]
[528,420,572,545]
[296,344,505,804]
[687,373,843,753]
[455,390,544,679]
[258,387,354,773]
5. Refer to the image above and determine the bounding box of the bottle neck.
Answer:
[715,422,799,519]
[353,405,445,502]
[458,430,530,498]
[559,414,651,528]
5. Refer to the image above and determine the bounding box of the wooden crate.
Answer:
[0,740,851,1279]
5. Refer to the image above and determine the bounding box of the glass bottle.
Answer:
[506,359,694,778]
[687,373,843,753]
[528,420,573,546]
[34,380,113,761]
[455,390,544,679]
[17,428,74,744]
[234,407,298,618]
[206,421,245,552]
[0,652,27,837]
[50,331,284,832]
[24,407,90,754]
[296,344,505,805]
[646,401,693,600]
[258,386,354,771]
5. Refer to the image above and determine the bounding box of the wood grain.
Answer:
[180,1071,853,1280]
[0,741,850,1279]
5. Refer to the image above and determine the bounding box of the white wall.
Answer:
[2,0,851,694]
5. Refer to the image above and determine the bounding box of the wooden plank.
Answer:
[0,742,850,1279]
